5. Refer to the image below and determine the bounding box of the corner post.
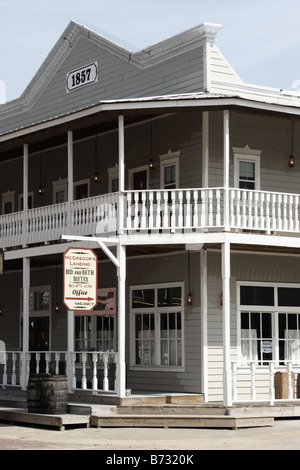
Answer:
[21,257,30,389]
[116,243,126,397]
[222,241,232,407]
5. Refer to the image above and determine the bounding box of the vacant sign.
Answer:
[63,247,98,311]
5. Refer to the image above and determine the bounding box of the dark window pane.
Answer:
[240,286,274,306]
[158,287,182,307]
[278,288,300,307]
[132,289,154,308]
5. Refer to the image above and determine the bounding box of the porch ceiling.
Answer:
[2,244,186,272]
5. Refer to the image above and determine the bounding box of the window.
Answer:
[74,179,90,199]
[130,283,184,369]
[2,190,15,214]
[53,178,68,204]
[233,146,261,190]
[238,282,300,366]
[108,164,119,193]
[74,315,115,351]
[160,151,180,190]
[74,288,116,351]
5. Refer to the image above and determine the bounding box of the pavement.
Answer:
[1,418,300,451]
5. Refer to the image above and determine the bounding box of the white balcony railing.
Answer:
[1,188,300,248]
[231,361,300,404]
[0,351,117,394]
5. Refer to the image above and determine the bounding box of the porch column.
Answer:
[67,130,73,233]
[200,248,208,401]
[118,114,125,235]
[67,310,75,392]
[202,111,209,187]
[222,241,232,407]
[23,144,28,248]
[116,243,126,397]
[223,110,230,231]
[67,130,73,202]
[117,113,126,397]
[21,257,30,390]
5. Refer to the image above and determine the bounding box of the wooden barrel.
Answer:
[27,374,43,413]
[40,375,69,414]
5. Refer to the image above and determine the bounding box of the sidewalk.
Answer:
[1,419,300,450]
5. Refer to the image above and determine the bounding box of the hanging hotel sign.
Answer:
[63,247,98,311]
[66,61,98,92]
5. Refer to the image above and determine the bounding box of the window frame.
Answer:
[237,281,300,367]
[159,150,180,190]
[129,281,185,371]
[233,146,261,190]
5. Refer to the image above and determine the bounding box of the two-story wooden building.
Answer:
[1,20,300,407]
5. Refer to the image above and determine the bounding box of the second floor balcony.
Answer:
[1,186,300,250]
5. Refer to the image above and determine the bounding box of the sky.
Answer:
[1,0,300,102]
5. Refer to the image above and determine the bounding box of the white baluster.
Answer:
[12,352,16,386]
[103,352,109,391]
[55,353,60,375]
[200,189,206,227]
[45,352,51,374]
[141,191,147,229]
[148,191,154,229]
[92,352,98,394]
[81,352,87,390]
[134,192,139,230]
[193,190,199,228]
[178,191,183,228]
[36,352,40,374]
[269,362,275,406]
[156,191,161,229]
[71,353,76,390]
[171,191,176,232]
[250,362,256,401]
[231,362,237,403]
[2,353,7,388]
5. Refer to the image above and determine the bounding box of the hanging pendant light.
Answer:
[38,151,44,195]
[94,134,100,183]
[187,251,193,305]
[289,121,295,168]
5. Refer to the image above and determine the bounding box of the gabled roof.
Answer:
[1,20,222,112]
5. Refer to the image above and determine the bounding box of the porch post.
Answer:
[116,243,126,397]
[118,114,125,235]
[200,248,208,401]
[223,110,230,231]
[23,144,28,248]
[21,257,30,390]
[222,241,232,407]
[202,111,209,187]
[67,130,73,233]
[116,113,126,397]
[67,310,75,392]
[67,130,73,202]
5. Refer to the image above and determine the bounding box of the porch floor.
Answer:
[1,388,300,430]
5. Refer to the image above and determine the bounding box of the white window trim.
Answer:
[108,164,119,193]
[52,178,91,202]
[129,281,185,372]
[53,177,68,204]
[233,145,261,190]
[159,150,180,189]
[237,281,300,367]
